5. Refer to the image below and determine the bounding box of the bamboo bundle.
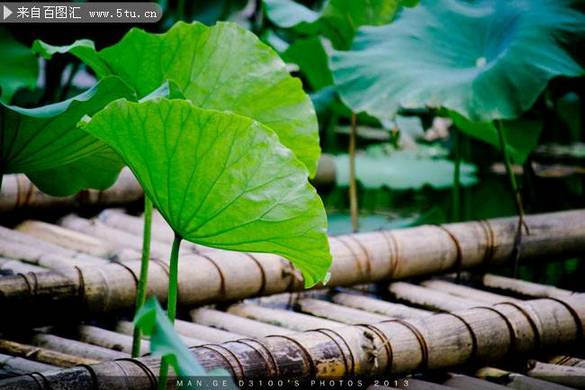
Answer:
[0,169,143,213]
[29,334,127,361]
[1,209,585,322]
[2,294,582,390]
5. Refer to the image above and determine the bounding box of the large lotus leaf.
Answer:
[264,0,416,50]
[26,147,124,196]
[0,29,38,103]
[331,0,585,122]
[35,22,320,177]
[334,150,477,190]
[82,98,332,287]
[0,76,134,176]
[450,112,543,164]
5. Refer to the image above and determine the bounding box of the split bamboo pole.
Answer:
[420,279,523,304]
[1,210,585,321]
[1,295,582,390]
[0,169,142,213]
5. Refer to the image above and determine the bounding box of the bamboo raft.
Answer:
[0,207,583,389]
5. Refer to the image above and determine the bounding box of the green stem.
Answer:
[496,120,527,275]
[131,196,153,358]
[349,113,359,233]
[158,233,182,390]
[451,129,461,222]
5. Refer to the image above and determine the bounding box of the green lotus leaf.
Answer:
[0,28,39,103]
[450,112,543,164]
[265,0,414,50]
[0,76,134,180]
[331,0,585,122]
[283,37,332,90]
[35,22,320,177]
[26,147,124,197]
[82,98,332,287]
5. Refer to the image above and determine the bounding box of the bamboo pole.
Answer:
[388,282,483,311]
[0,340,98,367]
[332,292,432,319]
[1,210,585,321]
[77,325,150,356]
[526,360,585,389]
[190,308,292,337]
[29,334,127,361]
[0,258,48,274]
[116,320,242,344]
[420,279,523,304]
[481,274,575,299]
[0,354,56,378]
[477,366,575,390]
[550,355,585,369]
[227,303,342,331]
[15,221,115,258]
[297,298,392,324]
[0,169,142,213]
[2,295,582,389]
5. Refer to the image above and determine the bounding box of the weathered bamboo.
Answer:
[0,340,98,367]
[0,258,47,274]
[2,295,582,389]
[332,292,432,319]
[526,360,585,389]
[421,279,523,304]
[0,169,142,213]
[389,282,483,311]
[481,274,575,299]
[117,319,242,344]
[30,334,127,361]
[59,215,190,260]
[16,221,115,258]
[97,209,204,254]
[550,355,585,368]
[476,366,575,390]
[113,321,210,347]
[77,325,149,356]
[190,308,292,337]
[297,298,392,324]
[1,210,585,321]
[227,303,342,331]
[0,354,56,378]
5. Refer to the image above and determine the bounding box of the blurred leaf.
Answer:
[265,0,415,50]
[334,149,477,190]
[331,0,585,122]
[0,28,39,103]
[283,37,332,90]
[557,92,582,142]
[35,22,321,176]
[0,77,135,194]
[450,111,543,164]
[83,98,332,287]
